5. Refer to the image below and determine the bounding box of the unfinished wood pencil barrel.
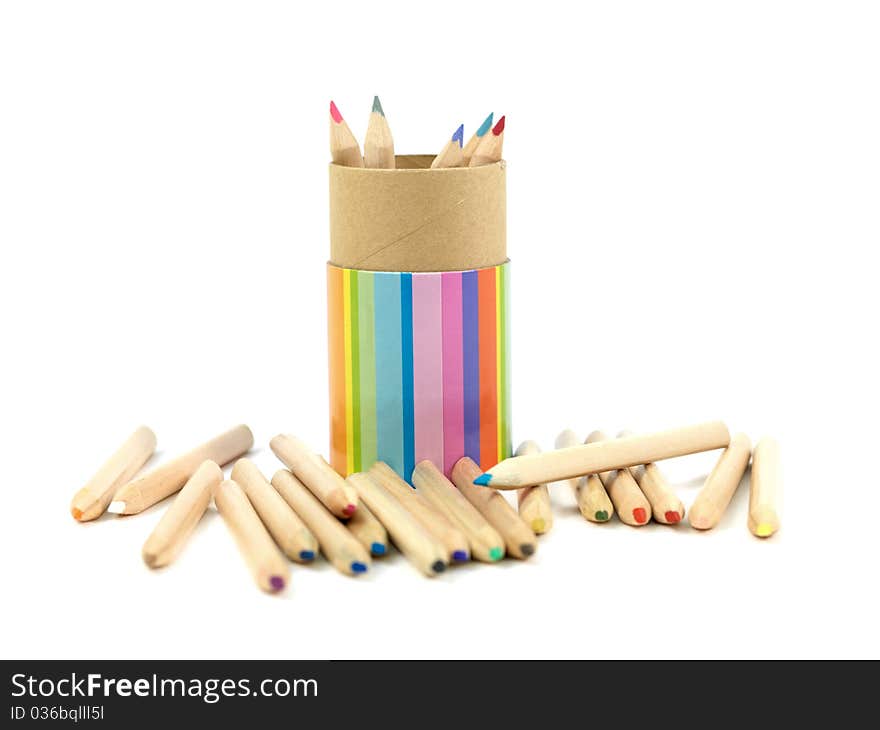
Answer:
[411,460,505,563]
[215,479,290,594]
[689,433,752,531]
[554,429,614,523]
[71,426,156,522]
[587,431,651,527]
[515,441,553,534]
[141,460,222,568]
[451,457,536,559]
[369,462,470,563]
[345,501,389,557]
[749,437,781,538]
[109,425,253,515]
[620,430,685,524]
[231,458,318,563]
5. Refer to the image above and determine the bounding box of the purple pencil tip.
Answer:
[452,124,464,147]
[452,550,469,562]
[269,575,285,592]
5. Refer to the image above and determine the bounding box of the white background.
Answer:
[2,1,878,660]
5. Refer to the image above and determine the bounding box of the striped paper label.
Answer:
[328,262,511,482]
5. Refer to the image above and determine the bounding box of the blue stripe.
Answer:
[374,273,404,477]
[400,273,415,482]
[462,269,480,465]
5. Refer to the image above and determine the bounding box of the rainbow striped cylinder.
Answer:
[327,262,511,482]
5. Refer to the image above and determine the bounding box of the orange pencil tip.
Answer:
[71,507,83,521]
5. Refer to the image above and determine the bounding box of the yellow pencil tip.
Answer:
[755,523,775,537]
[531,518,545,533]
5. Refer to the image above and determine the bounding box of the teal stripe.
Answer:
[373,273,404,476]
[357,271,377,471]
[349,270,361,472]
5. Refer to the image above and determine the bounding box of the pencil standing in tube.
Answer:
[329,100,364,167]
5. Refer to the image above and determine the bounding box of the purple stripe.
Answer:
[441,272,464,474]
[462,270,480,464]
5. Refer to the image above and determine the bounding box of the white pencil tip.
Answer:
[107,501,126,514]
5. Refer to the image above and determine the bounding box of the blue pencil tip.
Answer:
[476,112,494,137]
[452,550,469,562]
[371,542,386,556]
[299,550,315,561]
[473,473,492,486]
[452,124,464,147]
[351,561,368,574]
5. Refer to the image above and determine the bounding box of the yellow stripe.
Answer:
[496,265,503,457]
[343,270,354,475]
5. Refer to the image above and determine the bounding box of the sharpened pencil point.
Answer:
[299,550,315,561]
[269,575,285,592]
[371,542,386,556]
[431,560,446,574]
[351,561,368,573]
[755,523,775,537]
[343,503,356,517]
[372,95,384,115]
[473,473,491,486]
[452,550,469,562]
[452,124,464,146]
[665,510,682,524]
[633,507,648,524]
[107,501,126,514]
[531,518,546,533]
[329,100,343,123]
[492,115,505,136]
[71,507,83,521]
[595,510,610,522]
[476,112,494,137]
[520,543,535,557]
[489,547,504,561]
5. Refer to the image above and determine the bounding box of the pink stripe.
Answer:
[411,274,444,470]
[441,273,464,474]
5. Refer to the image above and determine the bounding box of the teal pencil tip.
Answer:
[473,473,492,486]
[476,112,494,137]
[489,547,504,561]
[372,96,384,115]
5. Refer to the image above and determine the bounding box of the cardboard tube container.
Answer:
[328,156,511,482]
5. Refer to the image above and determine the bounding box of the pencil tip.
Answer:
[343,503,356,517]
[71,507,83,521]
[594,510,609,522]
[299,550,315,562]
[452,124,464,146]
[351,561,368,574]
[269,575,285,592]
[477,112,494,137]
[531,518,546,533]
[489,547,504,561]
[755,523,776,537]
[107,501,125,514]
[633,507,648,524]
[371,542,386,556]
[492,115,505,136]
[520,543,535,557]
[330,100,343,123]
[473,473,492,486]
[431,560,446,574]
[372,95,384,115]
[452,550,469,562]
[665,510,682,524]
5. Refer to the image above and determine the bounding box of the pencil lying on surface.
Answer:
[476,421,731,488]
[231,458,318,563]
[554,429,613,523]
[347,472,448,577]
[461,112,493,165]
[515,441,553,534]
[109,425,254,515]
[468,115,505,166]
[689,433,751,531]
[215,479,289,594]
[451,457,537,559]
[749,438,781,538]
[370,462,469,563]
[270,434,358,519]
[271,469,370,576]
[430,124,465,168]
[345,501,389,557]
[587,431,651,526]
[411,461,505,563]
[364,96,395,169]
[142,460,222,568]
[71,426,156,521]
[329,100,364,167]
[620,430,685,524]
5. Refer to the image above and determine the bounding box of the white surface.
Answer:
[2,1,879,659]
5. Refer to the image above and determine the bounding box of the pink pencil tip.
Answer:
[492,116,505,135]
[343,504,356,517]
[330,101,343,123]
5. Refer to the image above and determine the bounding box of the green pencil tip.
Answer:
[595,510,609,521]
[489,547,504,561]
[372,96,384,115]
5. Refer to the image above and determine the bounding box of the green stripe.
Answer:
[349,269,361,472]
[357,271,377,471]
[500,264,511,459]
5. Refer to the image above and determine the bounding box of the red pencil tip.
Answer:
[330,100,343,123]
[665,510,682,524]
[492,115,505,136]
[633,507,648,524]
[343,504,356,517]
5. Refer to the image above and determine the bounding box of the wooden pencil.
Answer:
[215,479,289,594]
[142,460,222,568]
[347,472,448,577]
[363,96,395,169]
[345,501,389,557]
[369,462,470,563]
[231,458,318,563]
[748,437,781,538]
[620,429,685,524]
[270,469,370,576]
[329,100,365,167]
[468,115,505,166]
[515,441,553,534]
[109,425,253,515]
[554,429,613,523]
[476,420,731,489]
[451,457,537,559]
[689,432,752,530]
[430,124,465,168]
[461,112,493,165]
[71,426,156,522]
[411,460,505,563]
[269,434,358,519]
[587,431,651,526]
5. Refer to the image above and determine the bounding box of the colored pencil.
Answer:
[554,429,613,523]
[411,460,505,563]
[475,420,731,489]
[369,461,470,563]
[468,115,505,167]
[71,426,156,522]
[586,431,651,526]
[141,460,222,568]
[109,425,254,515]
[231,458,318,563]
[269,434,358,519]
[514,440,553,534]
[347,472,448,577]
[451,457,536,559]
[430,124,465,169]
[748,437,781,538]
[329,100,365,167]
[271,469,371,576]
[363,96,395,169]
[689,432,752,530]
[215,479,289,594]
[461,112,493,165]
[620,429,685,524]
[345,501,389,557]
